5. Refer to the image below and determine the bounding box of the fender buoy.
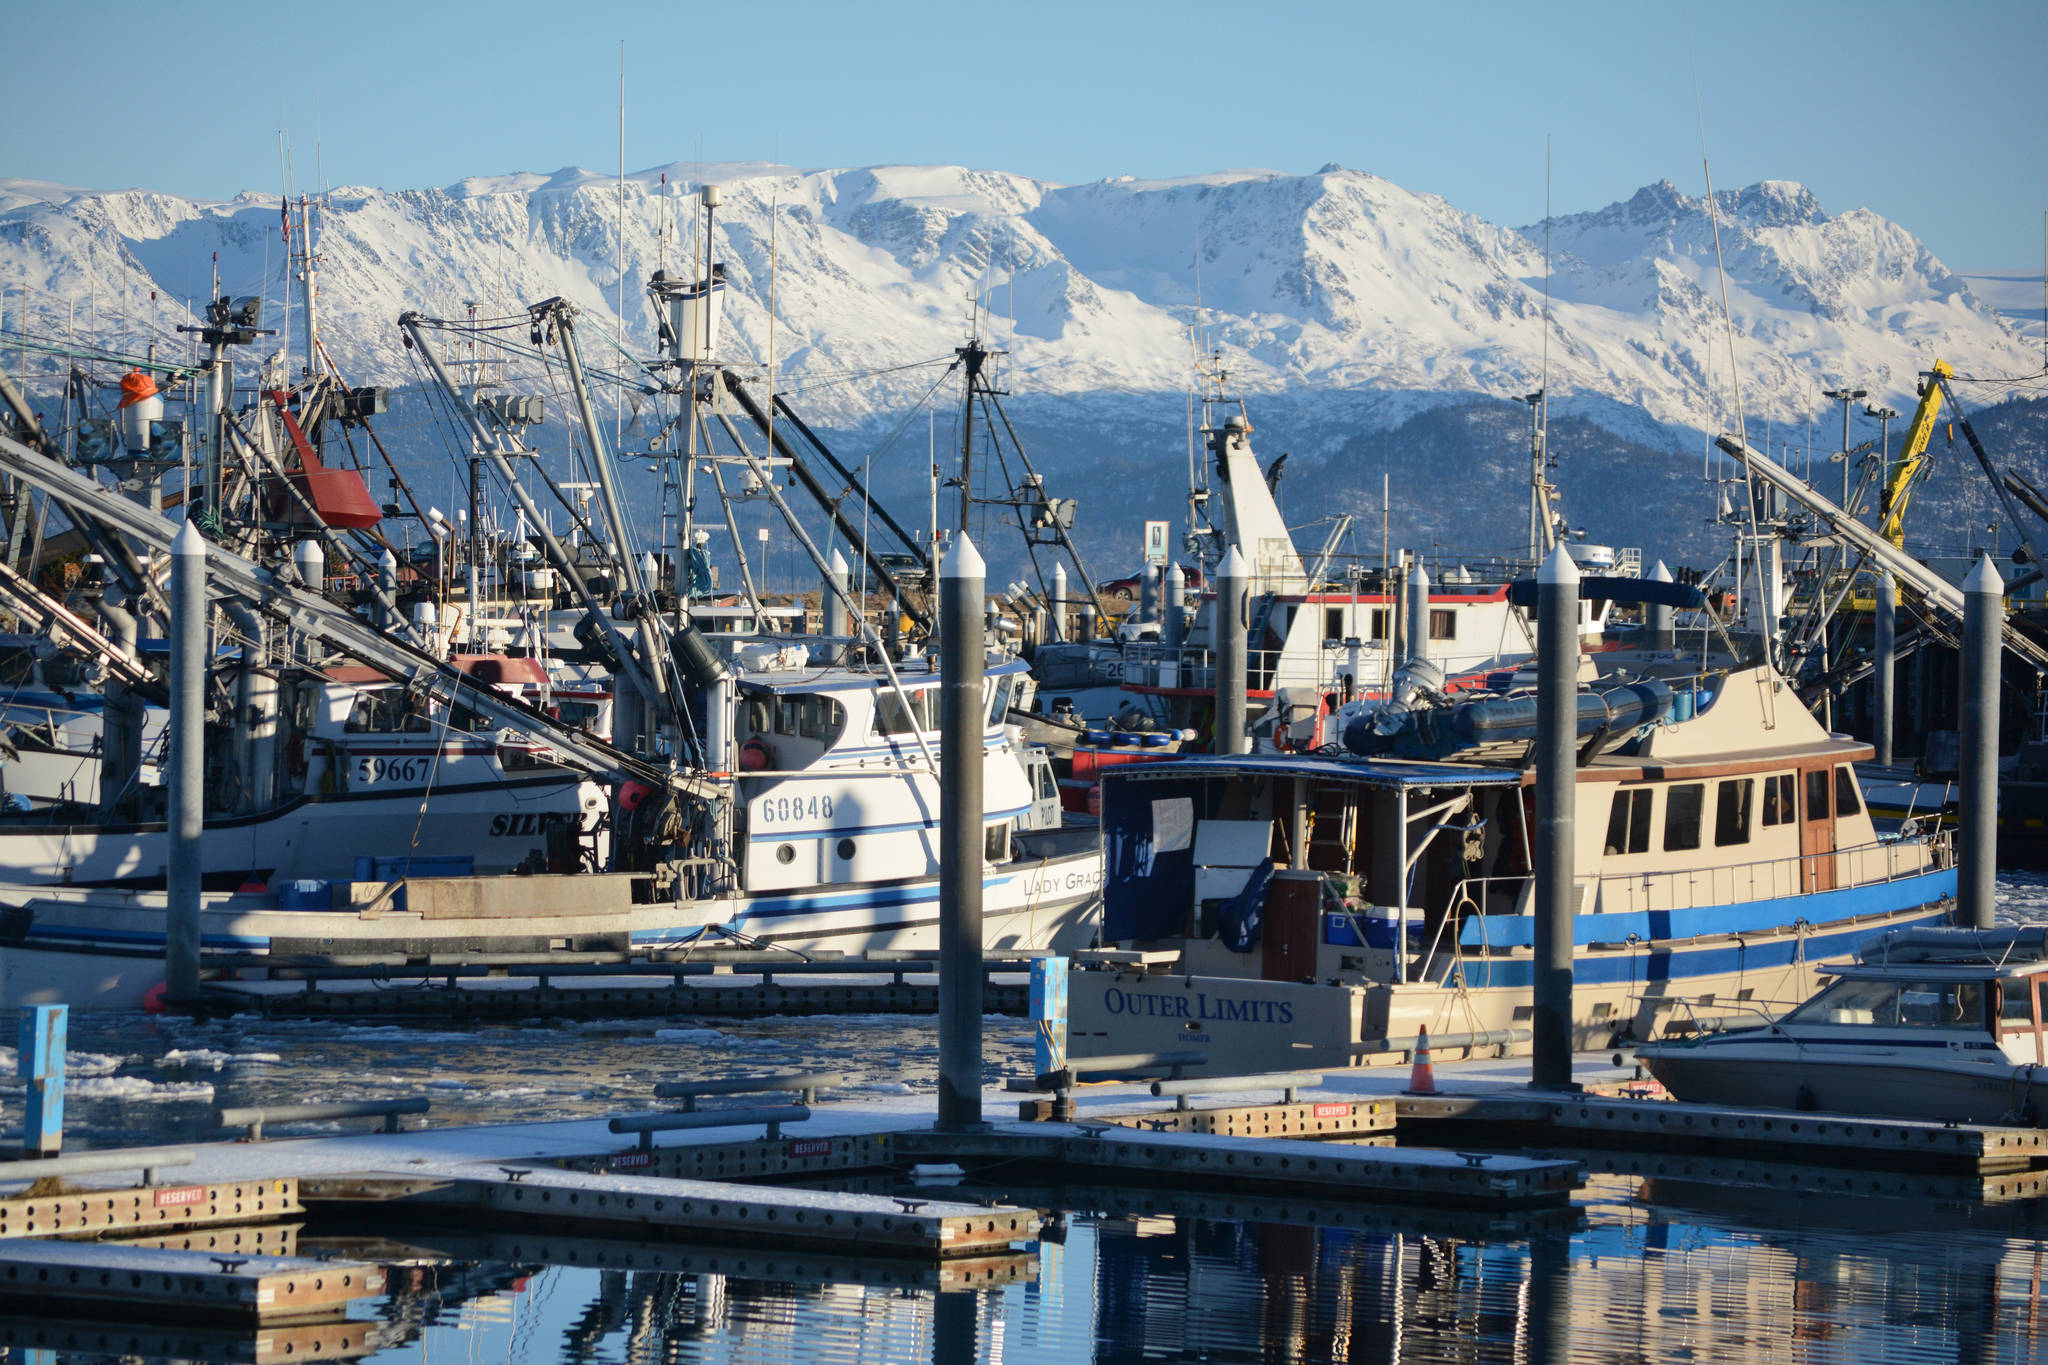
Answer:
[619,779,655,812]
[739,738,773,772]
[142,981,168,1015]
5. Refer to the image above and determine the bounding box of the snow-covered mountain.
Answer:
[2,161,2036,439]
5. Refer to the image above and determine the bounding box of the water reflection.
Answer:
[314,1172,2048,1365]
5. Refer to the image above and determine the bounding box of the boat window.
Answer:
[1663,783,1704,852]
[1806,769,1831,822]
[1604,788,1653,856]
[1896,981,1985,1029]
[874,688,930,736]
[2001,983,2037,1028]
[778,695,844,745]
[1370,609,1388,642]
[1325,607,1344,640]
[344,689,432,734]
[1785,977,1901,1026]
[1834,765,1862,817]
[1428,609,1456,641]
[985,820,1010,863]
[1790,979,1986,1030]
[744,698,772,736]
[1761,773,1797,826]
[1714,779,1753,847]
[986,675,1014,726]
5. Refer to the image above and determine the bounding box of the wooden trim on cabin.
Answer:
[1530,742,1878,786]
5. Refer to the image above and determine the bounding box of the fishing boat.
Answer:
[0,651,1101,1008]
[1064,575,1956,1075]
[1633,926,2048,1124]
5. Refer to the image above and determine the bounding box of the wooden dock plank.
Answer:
[301,1164,1040,1258]
[1396,1094,2048,1173]
[0,1241,383,1322]
[0,1178,303,1240]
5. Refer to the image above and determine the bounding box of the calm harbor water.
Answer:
[7,874,2048,1362]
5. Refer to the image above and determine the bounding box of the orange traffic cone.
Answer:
[1404,1025,1437,1095]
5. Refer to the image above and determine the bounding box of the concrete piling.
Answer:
[167,520,206,1004]
[938,534,987,1129]
[1960,554,2003,929]
[1532,545,1580,1090]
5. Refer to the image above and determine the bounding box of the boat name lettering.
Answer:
[1101,987,1294,1025]
[488,812,579,837]
[756,794,835,823]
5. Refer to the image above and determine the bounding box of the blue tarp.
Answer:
[1214,858,1275,953]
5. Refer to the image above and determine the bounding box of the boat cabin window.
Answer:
[984,820,1010,863]
[1428,609,1456,641]
[1370,609,1388,642]
[1762,773,1797,826]
[1834,765,1862,817]
[874,688,932,736]
[1806,770,1831,822]
[2000,982,2038,1031]
[1325,607,1343,640]
[1663,783,1704,852]
[1714,779,1753,847]
[344,689,432,734]
[1604,788,1653,856]
[985,675,1014,726]
[774,694,847,747]
[1784,977,1988,1030]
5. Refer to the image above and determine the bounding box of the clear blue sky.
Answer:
[4,0,2044,270]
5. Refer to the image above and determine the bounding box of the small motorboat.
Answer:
[1634,926,2048,1125]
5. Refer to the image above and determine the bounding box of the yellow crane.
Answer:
[1877,359,1952,547]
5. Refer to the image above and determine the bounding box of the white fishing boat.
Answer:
[0,655,1101,1009]
[1634,926,2048,1125]
[1063,575,1955,1075]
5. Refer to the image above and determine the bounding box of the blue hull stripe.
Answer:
[1456,908,1952,989]
[1459,867,1957,949]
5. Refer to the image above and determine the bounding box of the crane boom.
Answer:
[1878,359,1952,547]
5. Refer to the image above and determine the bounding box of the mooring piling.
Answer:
[1960,553,2003,929]
[1532,545,1579,1090]
[938,534,987,1129]
[166,519,206,1004]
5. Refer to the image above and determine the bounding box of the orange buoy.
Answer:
[1403,1024,1436,1095]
